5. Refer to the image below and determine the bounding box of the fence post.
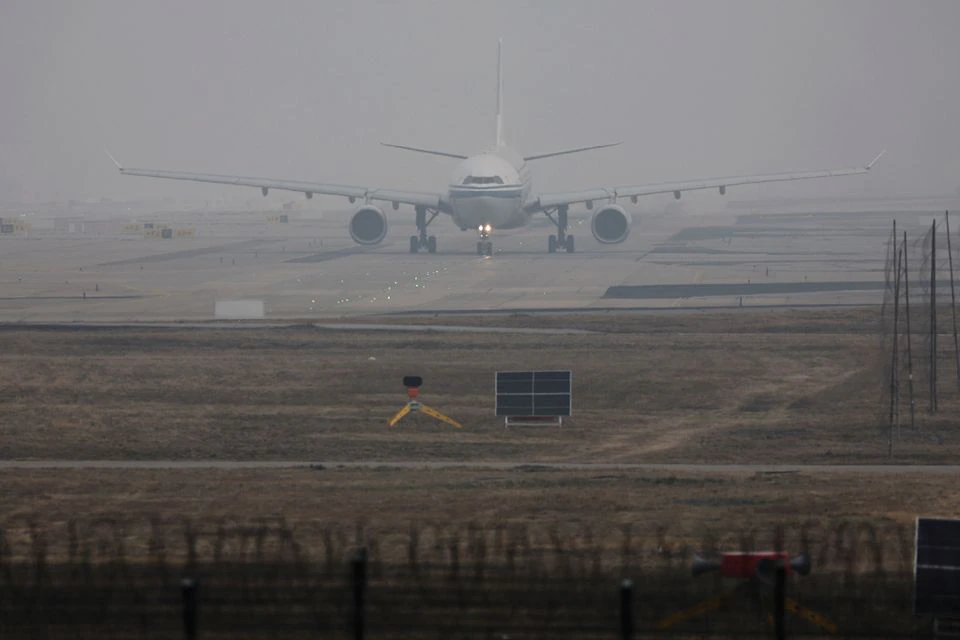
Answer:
[620,578,634,640]
[353,548,367,640]
[181,577,198,640]
[774,566,786,640]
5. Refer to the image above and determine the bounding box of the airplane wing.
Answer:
[527,151,885,212]
[108,154,446,210]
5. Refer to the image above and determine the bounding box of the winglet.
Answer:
[104,149,123,171]
[866,150,886,170]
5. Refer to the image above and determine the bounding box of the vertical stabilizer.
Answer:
[496,38,504,150]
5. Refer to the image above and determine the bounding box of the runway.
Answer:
[0,321,593,335]
[0,202,929,322]
[2,460,957,473]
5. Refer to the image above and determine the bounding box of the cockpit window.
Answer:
[463,175,504,185]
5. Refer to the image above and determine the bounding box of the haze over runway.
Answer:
[0,204,942,322]
[3,1,960,208]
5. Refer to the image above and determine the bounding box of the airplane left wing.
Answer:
[527,151,885,212]
[109,155,445,210]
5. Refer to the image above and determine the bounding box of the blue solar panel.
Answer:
[915,518,960,616]
[495,371,571,417]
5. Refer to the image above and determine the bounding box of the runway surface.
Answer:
[1,460,956,473]
[0,201,928,321]
[0,321,592,334]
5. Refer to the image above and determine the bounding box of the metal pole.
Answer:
[774,566,787,640]
[931,220,938,413]
[892,246,902,449]
[903,231,917,431]
[620,579,634,640]
[887,241,902,457]
[888,219,898,431]
[945,211,960,389]
[181,578,198,640]
[353,549,367,640]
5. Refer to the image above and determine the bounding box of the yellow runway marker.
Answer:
[389,376,463,429]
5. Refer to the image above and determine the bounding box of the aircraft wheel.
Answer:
[427,235,437,254]
[548,234,557,253]
[409,236,419,254]
[477,241,484,256]
[485,242,493,257]
[566,234,575,253]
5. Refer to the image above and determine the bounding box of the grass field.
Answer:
[0,308,956,463]
[1,308,958,553]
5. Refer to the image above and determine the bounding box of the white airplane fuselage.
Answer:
[447,147,532,231]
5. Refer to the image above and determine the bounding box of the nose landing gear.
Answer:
[546,205,575,253]
[476,224,493,256]
[409,205,439,254]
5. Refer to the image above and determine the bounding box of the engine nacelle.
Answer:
[349,205,388,245]
[590,204,632,244]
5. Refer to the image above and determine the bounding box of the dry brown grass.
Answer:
[1,308,959,546]
[0,308,957,463]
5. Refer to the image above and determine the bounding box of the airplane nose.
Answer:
[460,196,501,223]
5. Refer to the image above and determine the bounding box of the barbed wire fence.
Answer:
[0,516,935,638]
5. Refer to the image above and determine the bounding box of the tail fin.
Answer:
[495,38,504,150]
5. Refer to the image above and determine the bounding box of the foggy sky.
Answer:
[2,0,959,205]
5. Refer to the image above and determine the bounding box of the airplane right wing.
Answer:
[527,151,885,212]
[108,154,447,211]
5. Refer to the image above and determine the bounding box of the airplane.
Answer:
[109,40,884,257]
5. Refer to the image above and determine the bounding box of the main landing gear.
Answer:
[476,224,493,256]
[545,205,575,253]
[409,205,439,254]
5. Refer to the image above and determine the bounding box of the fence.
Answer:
[0,517,935,638]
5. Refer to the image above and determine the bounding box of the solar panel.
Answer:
[495,371,572,417]
[915,517,960,616]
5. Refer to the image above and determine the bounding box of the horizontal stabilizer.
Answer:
[866,149,886,170]
[524,142,621,162]
[380,142,468,160]
[104,149,123,170]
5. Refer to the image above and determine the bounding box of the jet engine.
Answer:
[349,205,388,245]
[590,204,632,244]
